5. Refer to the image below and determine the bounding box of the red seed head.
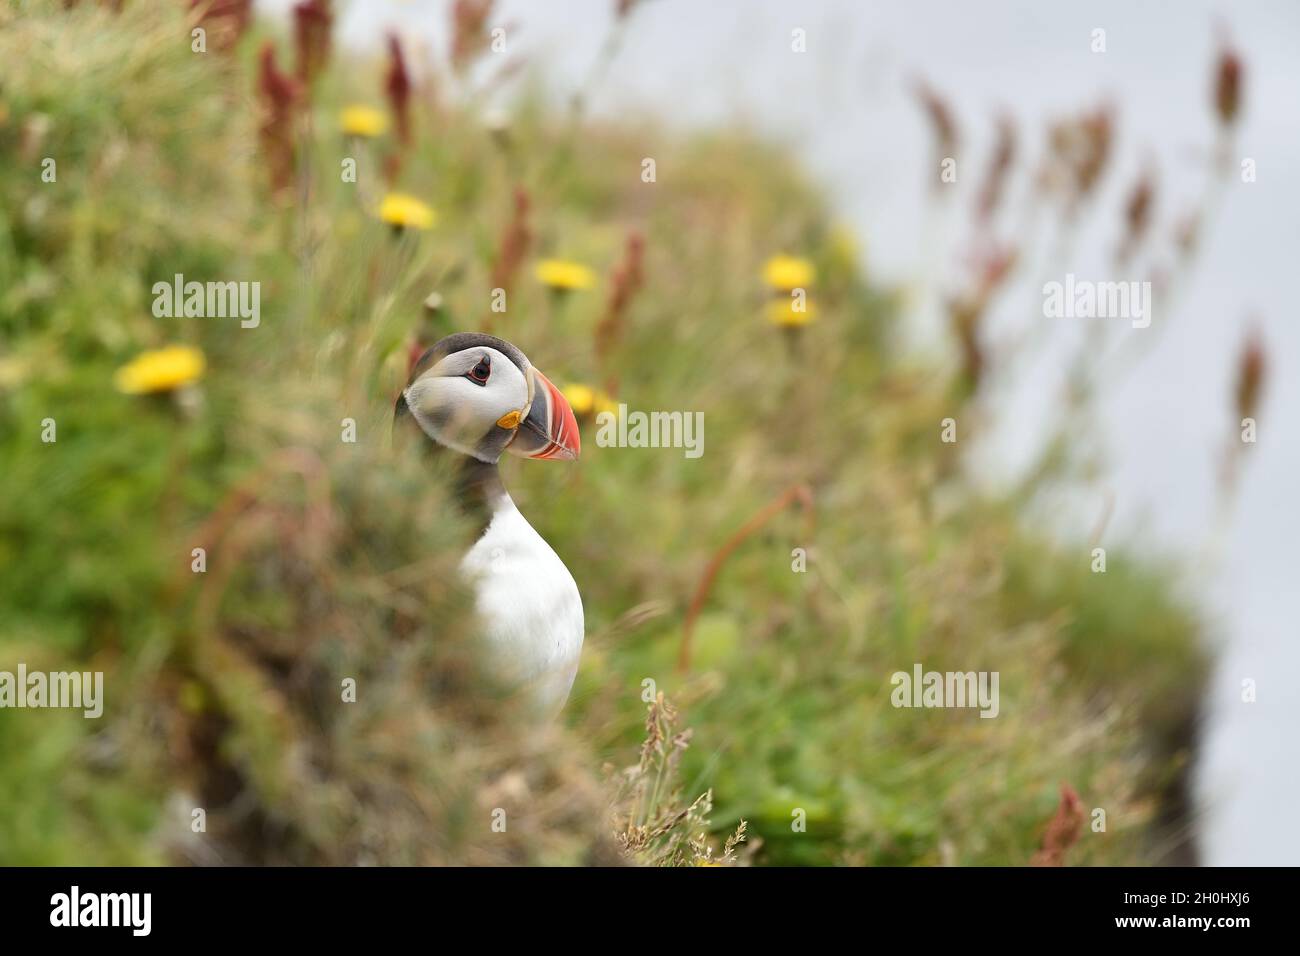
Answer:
[1214,46,1243,127]
[1031,783,1085,867]
[190,0,252,52]
[385,34,413,146]
[292,0,333,86]
[451,0,495,72]
[1235,326,1267,422]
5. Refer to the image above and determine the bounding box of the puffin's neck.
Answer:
[455,454,508,516]
[426,443,509,535]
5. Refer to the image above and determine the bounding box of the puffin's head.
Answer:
[395,332,580,464]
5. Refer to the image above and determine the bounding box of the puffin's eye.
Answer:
[466,355,491,385]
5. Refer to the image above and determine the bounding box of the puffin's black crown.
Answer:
[407,332,531,386]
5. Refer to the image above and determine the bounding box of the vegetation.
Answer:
[0,1,1208,865]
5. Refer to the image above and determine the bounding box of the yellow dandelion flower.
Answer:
[378,193,436,231]
[762,254,815,292]
[535,259,596,291]
[562,383,619,419]
[562,383,596,416]
[340,105,388,138]
[113,345,206,395]
[766,298,818,327]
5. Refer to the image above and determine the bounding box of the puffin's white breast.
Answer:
[459,496,584,714]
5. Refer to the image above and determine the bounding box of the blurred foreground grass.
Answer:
[0,1,1206,865]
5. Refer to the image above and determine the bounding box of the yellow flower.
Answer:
[340,105,388,138]
[378,193,436,231]
[766,297,818,327]
[113,345,206,395]
[535,259,596,291]
[562,383,619,418]
[762,254,815,292]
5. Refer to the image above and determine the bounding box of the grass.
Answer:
[0,0,1206,866]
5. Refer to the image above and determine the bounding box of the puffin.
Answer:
[394,332,584,715]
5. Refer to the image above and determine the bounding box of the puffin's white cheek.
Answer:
[409,378,501,450]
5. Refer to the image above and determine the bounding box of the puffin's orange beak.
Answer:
[510,368,581,461]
